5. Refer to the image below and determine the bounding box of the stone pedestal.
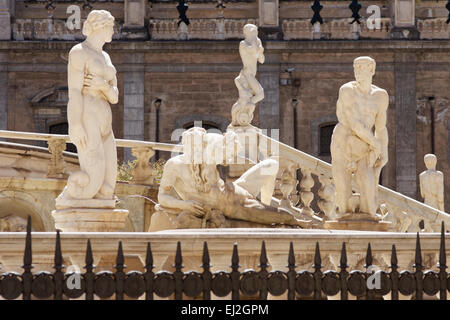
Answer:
[226,124,262,178]
[324,213,392,232]
[52,208,129,232]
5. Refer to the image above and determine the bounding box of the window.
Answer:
[319,123,336,156]
[49,123,77,153]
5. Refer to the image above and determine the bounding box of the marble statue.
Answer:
[231,24,265,127]
[55,10,118,209]
[330,56,389,218]
[149,127,308,231]
[420,154,445,212]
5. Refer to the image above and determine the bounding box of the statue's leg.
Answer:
[246,75,264,104]
[234,158,278,205]
[96,132,117,199]
[355,159,377,216]
[74,122,105,199]
[331,155,352,214]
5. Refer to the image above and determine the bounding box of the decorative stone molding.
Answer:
[282,18,392,40]
[46,138,66,179]
[418,18,450,39]
[149,18,257,40]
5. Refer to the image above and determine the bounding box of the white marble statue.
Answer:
[231,24,265,127]
[149,127,307,231]
[330,56,389,218]
[56,10,118,209]
[420,154,445,212]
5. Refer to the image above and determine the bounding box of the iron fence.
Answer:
[0,216,448,300]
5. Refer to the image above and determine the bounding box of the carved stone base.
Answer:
[55,197,116,210]
[324,213,392,232]
[52,208,129,232]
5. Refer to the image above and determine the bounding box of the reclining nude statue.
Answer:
[231,23,265,127]
[149,127,309,231]
[330,56,389,219]
[55,10,118,208]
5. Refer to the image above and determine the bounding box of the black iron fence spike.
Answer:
[174,241,183,269]
[53,230,63,269]
[439,222,446,268]
[365,242,373,267]
[340,242,348,269]
[145,242,154,269]
[313,241,321,268]
[390,244,398,268]
[288,241,296,268]
[231,242,239,269]
[85,239,93,267]
[23,215,32,269]
[414,232,422,268]
[115,240,125,268]
[202,241,210,268]
[259,240,269,268]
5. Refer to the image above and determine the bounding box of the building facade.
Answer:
[0,0,449,209]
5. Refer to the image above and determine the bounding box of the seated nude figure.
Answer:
[330,56,389,218]
[231,24,265,127]
[419,154,445,212]
[56,10,118,208]
[149,127,307,231]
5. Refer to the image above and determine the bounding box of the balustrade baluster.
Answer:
[300,169,315,216]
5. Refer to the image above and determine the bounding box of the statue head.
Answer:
[181,127,207,164]
[424,153,437,170]
[82,10,115,43]
[353,56,376,86]
[243,24,258,40]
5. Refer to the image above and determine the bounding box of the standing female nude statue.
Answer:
[56,10,118,208]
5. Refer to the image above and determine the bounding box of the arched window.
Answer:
[319,123,336,157]
[49,123,77,153]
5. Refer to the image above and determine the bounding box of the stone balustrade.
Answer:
[0,130,180,186]
[259,133,450,233]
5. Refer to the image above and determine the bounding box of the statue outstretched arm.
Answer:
[67,46,87,150]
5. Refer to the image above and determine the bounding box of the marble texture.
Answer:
[420,154,445,212]
[150,127,308,231]
[231,24,265,127]
[55,10,119,209]
[331,56,389,218]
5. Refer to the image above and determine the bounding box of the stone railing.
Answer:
[259,133,450,233]
[149,18,257,40]
[418,18,450,39]
[282,18,392,40]
[0,130,181,186]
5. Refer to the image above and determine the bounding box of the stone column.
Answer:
[0,0,11,40]
[258,57,280,132]
[123,54,145,161]
[395,52,417,199]
[0,52,7,133]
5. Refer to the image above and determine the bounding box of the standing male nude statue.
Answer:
[231,24,265,127]
[330,56,389,217]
